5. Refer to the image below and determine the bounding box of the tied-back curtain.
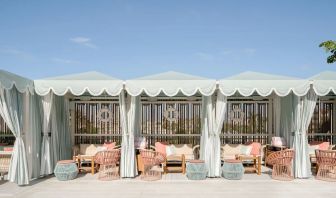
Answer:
[51,96,72,168]
[273,95,281,137]
[26,93,42,179]
[0,87,29,185]
[280,94,296,146]
[40,92,53,175]
[293,90,317,178]
[200,92,227,177]
[120,90,139,177]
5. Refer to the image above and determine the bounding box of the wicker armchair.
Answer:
[0,152,11,180]
[139,149,166,181]
[315,149,336,182]
[94,149,121,180]
[266,149,295,181]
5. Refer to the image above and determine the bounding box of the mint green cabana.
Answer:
[218,71,314,178]
[0,70,34,185]
[34,71,124,175]
[310,71,336,96]
[126,71,217,177]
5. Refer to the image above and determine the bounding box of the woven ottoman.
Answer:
[54,160,78,181]
[221,159,244,180]
[186,160,208,180]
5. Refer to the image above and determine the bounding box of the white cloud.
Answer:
[243,48,256,56]
[195,52,215,61]
[0,48,34,59]
[70,37,97,49]
[52,58,80,64]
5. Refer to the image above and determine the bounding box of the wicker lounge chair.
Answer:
[0,152,11,180]
[139,149,166,181]
[266,149,294,181]
[94,149,121,180]
[315,149,336,182]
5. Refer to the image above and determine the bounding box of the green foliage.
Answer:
[319,40,336,64]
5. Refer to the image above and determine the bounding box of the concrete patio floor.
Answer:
[0,167,335,198]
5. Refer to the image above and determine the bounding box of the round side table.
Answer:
[221,159,244,180]
[54,160,78,181]
[186,160,208,180]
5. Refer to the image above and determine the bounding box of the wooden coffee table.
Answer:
[236,155,261,175]
[73,155,95,175]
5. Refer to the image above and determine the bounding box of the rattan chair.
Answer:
[266,149,295,181]
[315,149,336,182]
[0,153,11,180]
[139,149,166,181]
[94,149,121,180]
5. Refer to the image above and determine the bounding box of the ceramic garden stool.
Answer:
[221,159,244,180]
[186,160,208,180]
[54,160,78,181]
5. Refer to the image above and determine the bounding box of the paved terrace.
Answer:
[0,167,335,198]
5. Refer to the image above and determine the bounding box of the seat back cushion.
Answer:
[171,144,194,160]
[221,144,242,156]
[310,141,330,150]
[103,142,116,151]
[245,142,261,155]
[80,144,102,156]
[171,144,193,155]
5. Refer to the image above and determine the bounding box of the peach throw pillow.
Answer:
[245,142,261,156]
[155,142,167,155]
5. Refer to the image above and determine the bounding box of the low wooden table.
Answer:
[73,155,95,175]
[236,155,261,175]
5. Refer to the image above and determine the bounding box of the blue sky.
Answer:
[0,0,335,79]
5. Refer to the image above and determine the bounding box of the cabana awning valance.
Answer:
[34,71,123,96]
[125,71,217,97]
[218,71,311,97]
[310,71,336,96]
[0,70,34,93]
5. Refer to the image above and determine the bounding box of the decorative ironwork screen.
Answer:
[140,98,202,147]
[0,117,14,144]
[221,99,270,144]
[74,100,122,145]
[308,100,335,143]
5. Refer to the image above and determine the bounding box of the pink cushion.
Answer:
[3,147,13,152]
[155,142,167,155]
[310,141,330,150]
[271,137,286,147]
[245,142,261,155]
[103,142,116,151]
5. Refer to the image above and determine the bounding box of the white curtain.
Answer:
[25,93,42,179]
[40,92,53,175]
[120,90,139,177]
[0,87,29,185]
[292,90,317,178]
[51,96,72,167]
[273,95,281,137]
[201,92,227,177]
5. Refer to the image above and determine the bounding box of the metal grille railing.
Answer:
[140,98,202,147]
[308,101,335,144]
[221,100,269,144]
[0,117,14,144]
[74,101,122,145]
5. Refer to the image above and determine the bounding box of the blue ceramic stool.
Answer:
[186,160,208,180]
[54,160,78,181]
[221,159,244,180]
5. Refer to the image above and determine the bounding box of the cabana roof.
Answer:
[310,71,336,96]
[34,71,123,96]
[125,71,216,97]
[0,69,34,93]
[218,71,310,97]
